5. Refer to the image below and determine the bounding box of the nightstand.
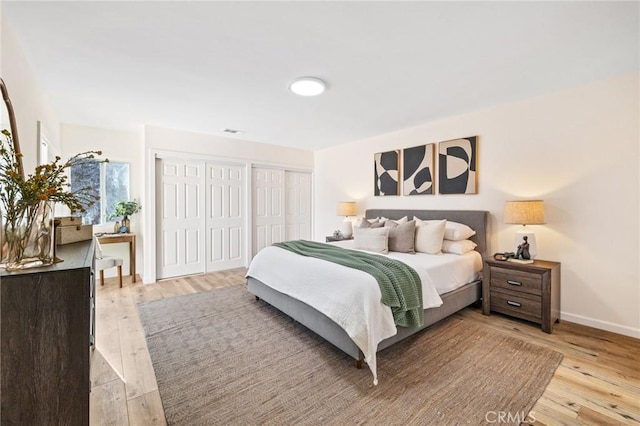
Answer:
[325,236,354,242]
[482,258,561,333]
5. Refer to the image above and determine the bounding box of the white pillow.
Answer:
[353,227,390,254]
[423,220,476,241]
[414,218,446,254]
[441,239,477,255]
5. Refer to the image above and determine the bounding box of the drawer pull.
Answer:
[507,280,522,286]
[507,300,521,308]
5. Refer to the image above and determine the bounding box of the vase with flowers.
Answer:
[108,200,141,233]
[0,129,105,270]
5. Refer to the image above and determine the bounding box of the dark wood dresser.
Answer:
[1,240,95,425]
[482,258,561,333]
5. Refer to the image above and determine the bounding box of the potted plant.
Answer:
[108,200,141,233]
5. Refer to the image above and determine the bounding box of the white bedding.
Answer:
[332,240,483,295]
[246,243,482,384]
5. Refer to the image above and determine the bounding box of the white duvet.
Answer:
[246,243,481,384]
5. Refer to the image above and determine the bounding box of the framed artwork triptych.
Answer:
[374,136,478,196]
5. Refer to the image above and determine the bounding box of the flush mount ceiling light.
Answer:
[289,77,326,96]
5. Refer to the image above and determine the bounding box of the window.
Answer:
[70,161,130,225]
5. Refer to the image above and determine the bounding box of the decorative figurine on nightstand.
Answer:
[516,236,531,260]
[333,230,343,239]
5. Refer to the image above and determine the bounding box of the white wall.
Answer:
[0,18,60,174]
[61,124,142,278]
[142,125,314,282]
[315,72,640,337]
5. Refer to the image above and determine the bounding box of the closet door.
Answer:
[252,168,285,256]
[156,158,205,279]
[285,171,312,240]
[206,163,246,272]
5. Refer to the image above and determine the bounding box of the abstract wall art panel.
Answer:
[438,136,478,194]
[403,144,434,195]
[374,150,400,196]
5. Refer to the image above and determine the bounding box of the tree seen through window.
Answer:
[70,161,130,225]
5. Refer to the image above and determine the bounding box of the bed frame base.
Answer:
[247,277,481,364]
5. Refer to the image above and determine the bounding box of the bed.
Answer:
[247,209,489,383]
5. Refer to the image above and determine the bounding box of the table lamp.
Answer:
[337,202,357,238]
[504,200,545,259]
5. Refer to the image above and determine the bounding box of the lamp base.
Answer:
[514,230,537,259]
[341,220,353,238]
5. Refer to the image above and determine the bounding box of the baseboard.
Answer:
[561,311,640,339]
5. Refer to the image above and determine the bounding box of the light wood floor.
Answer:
[91,270,640,426]
[90,269,248,425]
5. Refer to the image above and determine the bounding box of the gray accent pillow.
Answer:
[384,220,416,253]
[359,219,384,228]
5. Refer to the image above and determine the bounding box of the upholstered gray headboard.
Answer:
[365,209,489,258]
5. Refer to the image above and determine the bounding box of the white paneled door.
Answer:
[206,163,246,272]
[285,171,312,241]
[252,168,285,256]
[156,160,310,278]
[156,158,206,279]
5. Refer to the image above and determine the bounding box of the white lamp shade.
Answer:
[337,202,357,217]
[504,200,545,225]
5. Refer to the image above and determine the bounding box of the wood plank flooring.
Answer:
[91,268,247,426]
[91,270,640,425]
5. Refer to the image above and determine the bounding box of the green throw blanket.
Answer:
[273,240,423,328]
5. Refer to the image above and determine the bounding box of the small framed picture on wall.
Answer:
[374,150,400,196]
[403,143,435,195]
[438,136,478,194]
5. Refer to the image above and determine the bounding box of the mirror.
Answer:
[0,78,24,179]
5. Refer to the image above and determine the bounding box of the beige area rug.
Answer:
[138,285,562,425]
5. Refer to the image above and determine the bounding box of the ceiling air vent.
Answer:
[223,128,245,135]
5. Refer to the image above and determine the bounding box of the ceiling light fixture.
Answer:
[289,77,326,96]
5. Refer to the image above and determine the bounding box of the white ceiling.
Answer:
[3,1,638,151]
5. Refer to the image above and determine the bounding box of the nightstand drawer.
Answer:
[490,289,542,323]
[490,267,542,296]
